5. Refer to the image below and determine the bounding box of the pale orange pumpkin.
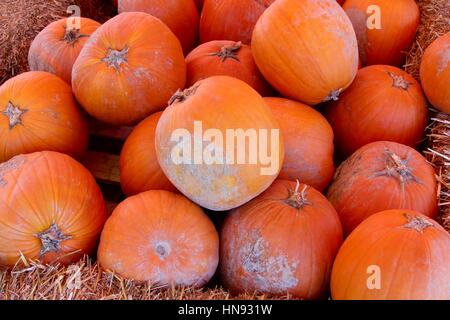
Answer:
[72,12,186,126]
[221,180,343,299]
[264,97,334,191]
[252,0,358,105]
[0,71,88,162]
[331,210,450,300]
[97,190,219,287]
[420,32,450,113]
[0,151,107,267]
[28,17,101,84]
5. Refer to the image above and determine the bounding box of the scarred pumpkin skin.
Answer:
[97,190,219,287]
[252,0,358,105]
[0,151,107,267]
[327,141,438,236]
[331,210,450,300]
[220,180,343,299]
[186,40,272,96]
[120,112,177,196]
[118,0,199,55]
[264,97,334,191]
[156,76,284,211]
[72,12,186,126]
[0,71,89,162]
[326,65,428,158]
[420,32,450,113]
[343,0,419,66]
[28,17,101,84]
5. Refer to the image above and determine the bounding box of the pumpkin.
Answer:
[97,190,219,286]
[200,0,275,44]
[72,12,186,126]
[155,76,284,211]
[326,65,428,157]
[186,40,272,96]
[0,71,88,162]
[194,0,204,11]
[420,32,450,113]
[28,17,101,84]
[120,112,177,196]
[220,180,343,299]
[252,0,358,105]
[331,210,450,300]
[343,0,419,66]
[0,151,107,267]
[327,141,438,236]
[118,0,199,55]
[264,97,334,191]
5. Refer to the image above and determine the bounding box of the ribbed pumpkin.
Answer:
[326,65,428,157]
[327,141,438,236]
[194,0,204,11]
[0,71,88,162]
[0,151,107,267]
[264,97,334,191]
[331,210,450,300]
[221,180,343,299]
[420,32,450,113]
[118,0,199,54]
[98,190,219,287]
[28,17,100,84]
[252,0,358,105]
[156,76,283,211]
[120,112,177,196]
[343,0,419,66]
[72,12,186,126]
[186,41,272,96]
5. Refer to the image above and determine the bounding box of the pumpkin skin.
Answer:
[118,0,199,55]
[327,141,438,236]
[264,97,334,191]
[252,0,358,105]
[331,210,450,300]
[343,0,419,66]
[420,32,450,113]
[156,76,284,211]
[97,190,219,287]
[72,12,186,126]
[220,180,343,299]
[194,0,204,11]
[28,17,101,84]
[120,112,177,196]
[0,71,88,162]
[186,40,272,96]
[326,65,428,157]
[0,151,107,267]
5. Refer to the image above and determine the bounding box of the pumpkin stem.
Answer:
[403,214,434,232]
[388,72,410,90]
[285,180,311,209]
[323,88,343,102]
[2,101,27,129]
[168,85,199,105]
[63,26,89,45]
[154,241,171,260]
[36,224,72,257]
[208,41,242,62]
[102,47,129,70]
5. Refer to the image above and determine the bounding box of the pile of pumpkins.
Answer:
[0,0,449,300]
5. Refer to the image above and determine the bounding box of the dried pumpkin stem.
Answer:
[102,47,129,70]
[323,88,343,102]
[63,27,89,45]
[208,41,242,62]
[36,224,72,257]
[375,149,420,190]
[2,101,27,129]
[403,214,434,232]
[168,85,199,105]
[285,180,311,209]
[388,72,410,90]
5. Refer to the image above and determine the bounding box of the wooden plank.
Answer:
[82,151,120,184]
[89,119,134,141]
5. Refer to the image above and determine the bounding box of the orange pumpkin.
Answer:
[0,151,107,267]
[194,0,204,11]
[420,32,450,113]
[118,0,199,55]
[0,71,88,162]
[97,190,219,286]
[264,97,334,191]
[28,17,100,84]
[343,0,419,66]
[120,112,177,196]
[72,12,186,126]
[252,0,358,105]
[331,210,450,300]
[221,180,343,299]
[186,40,272,96]
[155,76,284,211]
[327,141,438,236]
[326,65,428,157]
